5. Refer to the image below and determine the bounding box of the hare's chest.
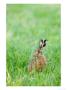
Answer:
[35,56,45,66]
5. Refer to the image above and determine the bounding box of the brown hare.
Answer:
[28,39,47,72]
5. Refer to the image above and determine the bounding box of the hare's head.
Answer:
[39,39,47,49]
[33,39,47,57]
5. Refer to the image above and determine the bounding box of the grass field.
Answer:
[6,4,61,86]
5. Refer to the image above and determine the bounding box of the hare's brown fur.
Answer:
[28,39,47,72]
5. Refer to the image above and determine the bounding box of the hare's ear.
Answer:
[40,39,43,43]
[43,39,47,47]
[40,39,43,45]
[39,39,43,48]
[44,40,47,43]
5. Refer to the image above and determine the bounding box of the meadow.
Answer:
[6,4,61,86]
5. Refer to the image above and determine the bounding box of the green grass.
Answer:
[6,4,61,86]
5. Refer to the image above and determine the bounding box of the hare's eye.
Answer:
[43,43,46,47]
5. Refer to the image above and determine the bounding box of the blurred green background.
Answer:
[6,4,61,86]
